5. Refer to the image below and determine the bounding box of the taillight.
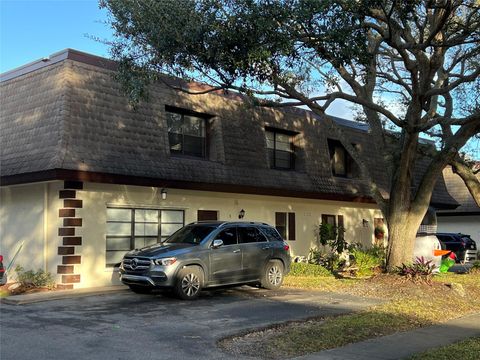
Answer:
[283,243,290,251]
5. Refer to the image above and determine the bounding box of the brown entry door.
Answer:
[197,210,218,221]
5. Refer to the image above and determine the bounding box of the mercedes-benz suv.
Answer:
[119,221,291,299]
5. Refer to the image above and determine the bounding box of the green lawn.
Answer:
[220,263,480,359]
[408,337,480,360]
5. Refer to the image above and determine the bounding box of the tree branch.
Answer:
[449,158,480,207]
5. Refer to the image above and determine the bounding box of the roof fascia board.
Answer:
[0,169,376,204]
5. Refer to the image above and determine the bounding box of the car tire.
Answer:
[174,266,203,300]
[261,260,284,290]
[128,285,153,294]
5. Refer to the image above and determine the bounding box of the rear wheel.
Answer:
[174,266,203,300]
[261,260,284,290]
[128,285,153,294]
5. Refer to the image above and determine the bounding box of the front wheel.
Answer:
[174,266,203,300]
[261,260,284,290]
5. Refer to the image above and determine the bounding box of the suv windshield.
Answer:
[164,224,217,245]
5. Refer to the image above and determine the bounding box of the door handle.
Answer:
[262,246,271,250]
[233,249,241,253]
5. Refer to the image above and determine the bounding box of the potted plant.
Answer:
[374,225,386,240]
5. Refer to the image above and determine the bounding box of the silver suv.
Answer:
[119,221,291,299]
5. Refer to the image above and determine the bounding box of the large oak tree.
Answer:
[101,0,480,268]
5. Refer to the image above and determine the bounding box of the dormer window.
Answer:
[327,139,359,178]
[166,106,207,158]
[266,128,295,170]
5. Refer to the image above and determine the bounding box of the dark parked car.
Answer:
[0,255,6,286]
[119,221,291,299]
[436,233,477,263]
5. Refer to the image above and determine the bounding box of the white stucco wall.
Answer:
[76,182,382,288]
[1,181,383,288]
[437,215,480,248]
[1,183,49,275]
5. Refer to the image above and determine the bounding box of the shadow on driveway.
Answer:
[0,286,382,360]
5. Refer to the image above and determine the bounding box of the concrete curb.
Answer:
[293,312,480,360]
[1,285,129,305]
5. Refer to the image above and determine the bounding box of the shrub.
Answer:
[350,248,383,277]
[289,262,332,277]
[318,223,347,254]
[470,260,480,274]
[15,266,55,289]
[308,248,344,271]
[395,257,436,283]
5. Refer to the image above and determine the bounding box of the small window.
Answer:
[327,139,359,178]
[275,212,296,241]
[215,228,238,246]
[238,227,268,244]
[321,214,337,227]
[266,129,295,170]
[166,107,207,158]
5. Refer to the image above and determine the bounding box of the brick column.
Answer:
[57,181,83,289]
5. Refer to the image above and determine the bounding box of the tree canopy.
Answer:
[101,0,480,267]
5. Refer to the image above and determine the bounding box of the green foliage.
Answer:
[395,257,436,282]
[15,266,55,289]
[289,262,332,277]
[472,260,480,270]
[308,248,343,271]
[319,223,346,254]
[100,0,377,102]
[350,248,383,277]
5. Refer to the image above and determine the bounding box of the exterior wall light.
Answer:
[238,209,245,219]
[161,188,167,200]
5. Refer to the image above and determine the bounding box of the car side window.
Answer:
[238,227,268,244]
[215,227,238,246]
[260,226,283,242]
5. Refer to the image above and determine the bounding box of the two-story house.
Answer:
[0,49,457,289]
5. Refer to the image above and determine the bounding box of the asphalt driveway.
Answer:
[0,286,381,360]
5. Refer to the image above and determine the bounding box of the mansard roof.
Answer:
[0,49,457,208]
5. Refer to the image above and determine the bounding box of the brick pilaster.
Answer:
[57,181,83,289]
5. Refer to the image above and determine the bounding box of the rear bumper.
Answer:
[463,250,477,263]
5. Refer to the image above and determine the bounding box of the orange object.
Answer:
[433,249,451,257]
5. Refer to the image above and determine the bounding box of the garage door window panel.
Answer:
[106,208,185,266]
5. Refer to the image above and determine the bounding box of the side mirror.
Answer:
[212,239,224,249]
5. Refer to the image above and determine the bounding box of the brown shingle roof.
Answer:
[0,49,458,208]
[437,166,480,214]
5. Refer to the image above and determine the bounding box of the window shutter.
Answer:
[288,213,296,241]
[338,215,344,228]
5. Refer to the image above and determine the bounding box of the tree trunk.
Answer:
[386,218,420,269]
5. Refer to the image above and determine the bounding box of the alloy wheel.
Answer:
[268,265,282,286]
[181,273,200,297]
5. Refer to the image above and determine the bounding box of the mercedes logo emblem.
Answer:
[131,258,138,270]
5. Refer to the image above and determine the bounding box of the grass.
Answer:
[220,263,480,359]
[408,337,480,360]
[0,288,9,298]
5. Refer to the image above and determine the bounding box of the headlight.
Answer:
[154,257,177,266]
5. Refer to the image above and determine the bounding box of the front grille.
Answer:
[123,257,152,271]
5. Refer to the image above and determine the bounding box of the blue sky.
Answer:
[0,0,113,73]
